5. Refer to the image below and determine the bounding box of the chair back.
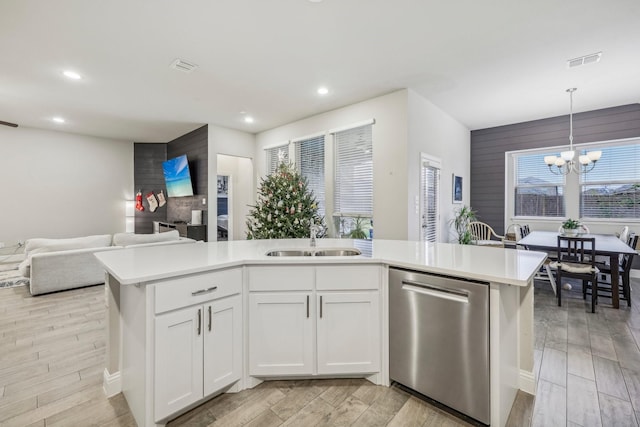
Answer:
[468,221,498,241]
[621,234,638,272]
[557,236,596,268]
[619,226,630,242]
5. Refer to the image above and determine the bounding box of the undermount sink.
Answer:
[265,248,362,257]
[265,250,314,257]
[314,249,361,256]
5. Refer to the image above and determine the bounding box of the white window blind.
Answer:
[421,160,440,242]
[580,142,640,218]
[333,124,373,217]
[265,144,289,176]
[514,152,566,217]
[294,135,325,216]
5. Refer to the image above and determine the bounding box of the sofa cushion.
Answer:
[25,234,113,253]
[113,230,180,247]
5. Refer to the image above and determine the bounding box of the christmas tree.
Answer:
[246,162,325,239]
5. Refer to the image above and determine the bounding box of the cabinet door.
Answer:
[316,292,380,375]
[154,306,204,421]
[204,295,242,396]
[249,292,314,376]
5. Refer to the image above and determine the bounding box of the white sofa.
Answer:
[19,231,195,295]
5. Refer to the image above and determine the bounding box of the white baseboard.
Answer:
[519,369,536,395]
[103,368,122,397]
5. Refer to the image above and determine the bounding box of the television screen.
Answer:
[162,154,194,197]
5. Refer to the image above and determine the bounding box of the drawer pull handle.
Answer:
[208,305,212,331]
[192,286,218,297]
[197,308,202,335]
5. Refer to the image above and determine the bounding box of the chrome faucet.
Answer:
[310,219,320,247]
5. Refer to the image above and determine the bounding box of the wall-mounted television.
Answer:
[162,154,194,197]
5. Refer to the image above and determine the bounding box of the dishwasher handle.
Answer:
[401,280,469,304]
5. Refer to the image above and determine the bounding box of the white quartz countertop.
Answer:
[95,238,547,287]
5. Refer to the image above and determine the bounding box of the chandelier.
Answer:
[544,88,601,175]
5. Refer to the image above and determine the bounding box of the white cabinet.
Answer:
[249,292,314,376]
[204,295,242,395]
[248,265,381,378]
[152,269,242,423]
[154,294,242,421]
[155,306,204,420]
[316,291,380,375]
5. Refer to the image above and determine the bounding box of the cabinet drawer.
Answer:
[248,266,314,291]
[316,265,380,291]
[155,268,242,314]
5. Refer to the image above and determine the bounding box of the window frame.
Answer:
[505,137,640,224]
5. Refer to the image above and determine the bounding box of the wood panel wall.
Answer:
[166,125,208,224]
[133,143,167,234]
[470,104,640,235]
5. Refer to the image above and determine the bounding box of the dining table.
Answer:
[518,230,637,309]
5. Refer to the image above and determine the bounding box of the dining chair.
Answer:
[552,236,598,312]
[594,233,638,307]
[468,221,504,246]
[502,223,522,249]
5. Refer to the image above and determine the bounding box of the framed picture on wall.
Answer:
[453,174,463,203]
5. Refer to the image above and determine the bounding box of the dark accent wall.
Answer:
[166,125,208,224]
[470,104,640,235]
[134,143,167,234]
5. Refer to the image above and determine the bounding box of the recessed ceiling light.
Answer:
[63,70,82,80]
[308,0,323,2]
[52,117,65,123]
[244,116,254,124]
[317,87,329,95]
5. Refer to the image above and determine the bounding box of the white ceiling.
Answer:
[1,0,639,142]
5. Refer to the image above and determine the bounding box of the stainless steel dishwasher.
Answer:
[389,267,490,425]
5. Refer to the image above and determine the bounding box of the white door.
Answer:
[316,292,380,375]
[420,154,441,242]
[154,306,204,421]
[249,292,314,376]
[204,295,242,396]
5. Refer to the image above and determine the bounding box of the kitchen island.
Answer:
[96,239,546,427]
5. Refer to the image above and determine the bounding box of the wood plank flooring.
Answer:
[1,277,639,426]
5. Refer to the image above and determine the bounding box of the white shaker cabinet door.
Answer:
[249,292,314,376]
[204,294,242,396]
[316,291,380,375]
[154,306,204,421]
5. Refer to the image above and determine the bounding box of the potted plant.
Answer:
[348,216,370,239]
[450,205,477,244]
[561,218,581,236]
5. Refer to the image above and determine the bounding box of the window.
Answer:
[421,156,440,242]
[514,152,565,217]
[580,143,640,219]
[294,135,325,216]
[333,124,373,237]
[334,124,373,217]
[265,144,289,175]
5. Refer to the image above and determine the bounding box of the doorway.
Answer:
[420,153,441,243]
[216,154,254,241]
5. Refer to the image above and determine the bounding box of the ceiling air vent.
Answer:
[567,52,602,68]
[170,58,198,73]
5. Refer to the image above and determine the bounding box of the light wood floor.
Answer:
[1,278,638,426]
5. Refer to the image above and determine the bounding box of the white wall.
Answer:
[407,90,471,242]
[0,126,133,245]
[255,90,409,240]
[217,154,254,240]
[207,124,256,241]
